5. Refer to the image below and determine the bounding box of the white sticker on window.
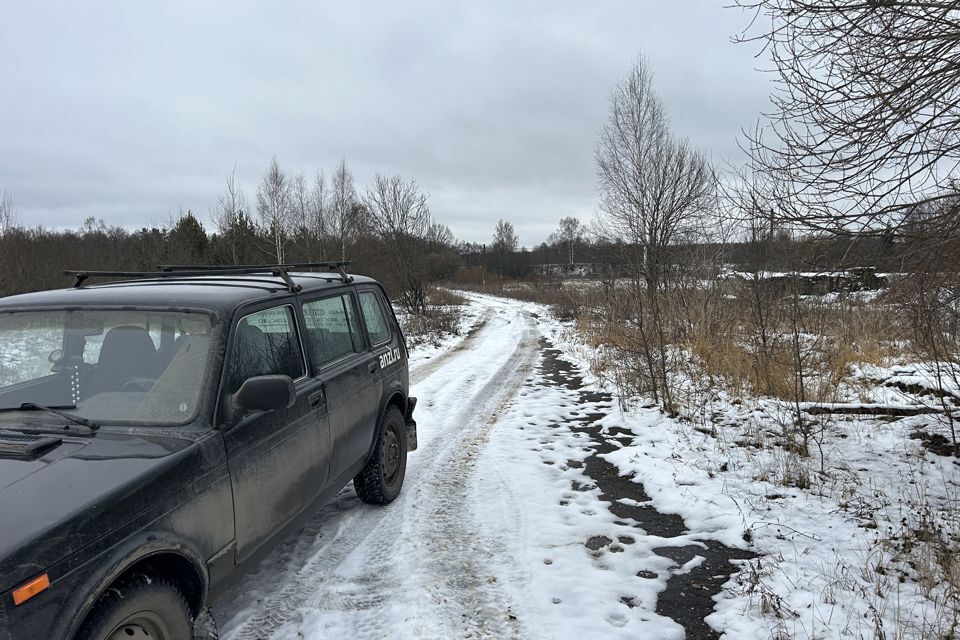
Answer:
[245,308,291,332]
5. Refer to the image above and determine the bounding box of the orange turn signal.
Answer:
[12,573,49,606]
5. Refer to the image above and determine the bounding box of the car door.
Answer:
[218,303,331,562]
[301,289,382,485]
[350,287,400,461]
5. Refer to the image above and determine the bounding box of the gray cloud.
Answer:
[0,0,771,246]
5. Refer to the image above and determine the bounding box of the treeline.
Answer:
[460,231,930,281]
[0,159,461,313]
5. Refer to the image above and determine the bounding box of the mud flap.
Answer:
[193,607,219,640]
[405,397,418,451]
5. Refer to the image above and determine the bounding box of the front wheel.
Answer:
[354,406,408,504]
[77,575,192,640]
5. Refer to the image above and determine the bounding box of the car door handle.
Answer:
[309,389,325,407]
[368,361,378,374]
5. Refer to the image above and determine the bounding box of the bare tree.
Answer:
[596,56,715,288]
[309,171,329,260]
[0,189,17,236]
[289,172,312,260]
[365,174,434,313]
[731,2,960,463]
[289,173,310,234]
[492,219,518,252]
[492,219,519,278]
[550,216,585,265]
[733,1,960,234]
[594,56,716,412]
[256,156,291,263]
[213,169,250,264]
[0,189,18,299]
[894,197,960,457]
[329,159,358,262]
[427,222,454,248]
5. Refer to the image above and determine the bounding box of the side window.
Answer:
[227,306,304,394]
[359,291,391,346]
[302,294,363,369]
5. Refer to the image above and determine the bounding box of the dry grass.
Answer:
[400,287,468,348]
[427,287,468,307]
[463,276,906,407]
[685,296,905,404]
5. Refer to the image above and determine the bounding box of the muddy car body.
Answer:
[0,264,416,640]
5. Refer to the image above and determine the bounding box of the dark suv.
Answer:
[0,263,416,640]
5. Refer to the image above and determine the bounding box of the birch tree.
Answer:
[594,56,716,411]
[256,156,291,263]
[0,189,17,236]
[309,171,329,260]
[329,159,358,262]
[213,169,251,264]
[596,56,715,290]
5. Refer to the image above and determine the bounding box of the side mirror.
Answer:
[233,375,295,412]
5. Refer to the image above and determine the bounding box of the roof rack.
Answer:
[64,262,354,292]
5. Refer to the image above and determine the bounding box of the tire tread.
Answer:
[354,406,407,505]
[76,573,192,640]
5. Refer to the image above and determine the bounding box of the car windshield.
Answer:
[0,308,215,425]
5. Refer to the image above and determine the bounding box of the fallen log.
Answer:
[797,402,944,417]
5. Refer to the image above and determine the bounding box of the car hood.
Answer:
[0,429,196,592]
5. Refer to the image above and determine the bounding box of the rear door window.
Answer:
[302,294,364,370]
[359,291,391,346]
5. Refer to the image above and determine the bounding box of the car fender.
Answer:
[368,387,407,454]
[54,530,209,640]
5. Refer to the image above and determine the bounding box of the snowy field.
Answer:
[211,292,958,639]
[540,303,960,639]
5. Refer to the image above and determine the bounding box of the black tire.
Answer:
[76,574,192,640]
[354,405,408,505]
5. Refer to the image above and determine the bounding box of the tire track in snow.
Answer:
[400,308,534,639]
[409,308,493,386]
[287,303,535,638]
[216,296,535,639]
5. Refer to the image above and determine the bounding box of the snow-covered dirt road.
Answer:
[211,293,747,639]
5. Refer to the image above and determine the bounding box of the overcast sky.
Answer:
[0,1,770,247]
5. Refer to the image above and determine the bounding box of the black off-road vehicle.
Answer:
[0,263,416,640]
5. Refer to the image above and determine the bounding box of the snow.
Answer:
[470,358,686,639]
[541,316,959,639]
[398,300,486,372]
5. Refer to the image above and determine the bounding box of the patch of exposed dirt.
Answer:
[910,430,959,457]
[538,338,756,640]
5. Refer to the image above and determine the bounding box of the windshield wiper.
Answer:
[0,403,100,431]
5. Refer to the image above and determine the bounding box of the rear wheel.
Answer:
[354,406,408,504]
[77,575,192,640]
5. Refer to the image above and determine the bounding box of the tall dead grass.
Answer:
[400,286,468,348]
[683,294,904,405]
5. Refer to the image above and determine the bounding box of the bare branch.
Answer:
[733,0,960,233]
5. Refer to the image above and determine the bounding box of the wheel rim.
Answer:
[106,610,171,640]
[381,423,402,486]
